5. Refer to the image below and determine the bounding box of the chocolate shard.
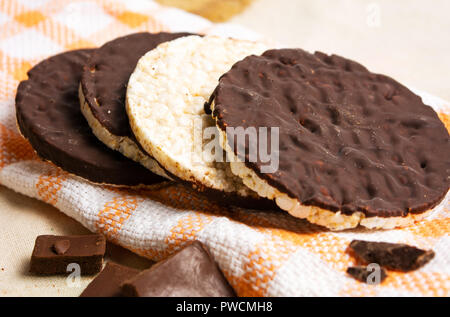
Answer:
[30,234,106,275]
[121,241,236,297]
[80,262,140,297]
[347,266,387,284]
[349,240,435,272]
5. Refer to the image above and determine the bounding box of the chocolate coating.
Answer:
[210,49,450,217]
[349,240,435,272]
[81,32,193,137]
[16,49,165,186]
[80,262,140,297]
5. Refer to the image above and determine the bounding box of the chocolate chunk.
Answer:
[52,239,70,255]
[121,241,236,297]
[30,234,106,275]
[349,240,435,271]
[80,262,140,297]
[15,49,165,186]
[210,48,450,218]
[347,266,387,284]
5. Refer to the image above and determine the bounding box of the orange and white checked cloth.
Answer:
[0,0,449,297]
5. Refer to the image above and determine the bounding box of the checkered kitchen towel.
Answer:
[0,0,449,296]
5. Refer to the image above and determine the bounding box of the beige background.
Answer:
[1,0,449,296]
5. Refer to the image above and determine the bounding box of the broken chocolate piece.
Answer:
[80,262,140,297]
[121,241,236,297]
[347,266,387,284]
[349,240,435,271]
[30,234,106,275]
[52,239,71,255]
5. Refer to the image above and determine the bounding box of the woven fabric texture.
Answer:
[0,0,448,296]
